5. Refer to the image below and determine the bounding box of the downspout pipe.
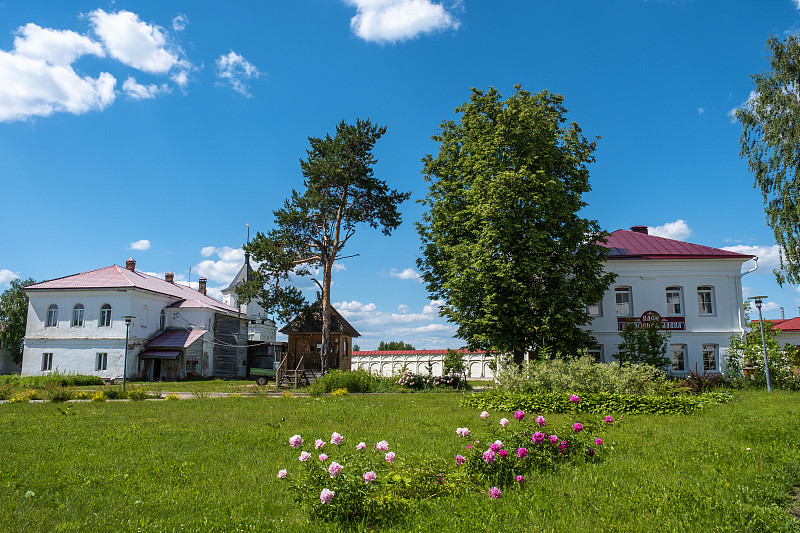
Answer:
[735,257,759,334]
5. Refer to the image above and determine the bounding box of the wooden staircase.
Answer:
[276,355,323,388]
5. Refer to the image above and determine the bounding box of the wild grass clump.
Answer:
[0,372,104,388]
[308,369,399,395]
[493,354,669,395]
[45,385,75,403]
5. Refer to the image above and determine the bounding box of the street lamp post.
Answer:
[122,316,135,392]
[748,296,771,392]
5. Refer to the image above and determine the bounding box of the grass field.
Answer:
[1,390,799,532]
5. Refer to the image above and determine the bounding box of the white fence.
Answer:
[350,350,496,379]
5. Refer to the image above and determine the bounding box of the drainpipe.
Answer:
[735,257,759,334]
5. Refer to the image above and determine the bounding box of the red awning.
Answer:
[139,350,181,359]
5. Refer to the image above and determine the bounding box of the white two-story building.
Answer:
[588,226,754,374]
[21,258,247,380]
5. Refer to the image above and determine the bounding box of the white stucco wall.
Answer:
[585,258,750,373]
[351,352,496,379]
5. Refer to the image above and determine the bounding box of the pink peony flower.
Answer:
[490,441,502,452]
[550,434,559,445]
[595,438,603,446]
[330,432,343,445]
[489,487,502,499]
[513,410,525,421]
[376,440,389,451]
[456,427,470,437]
[604,415,614,423]
[570,394,581,402]
[498,449,508,459]
[515,475,525,484]
[558,440,569,452]
[328,461,342,477]
[315,439,325,449]
[517,447,528,459]
[289,435,303,448]
[277,469,287,479]
[319,453,328,461]
[299,451,311,462]
[483,449,497,464]
[532,432,545,445]
[363,471,376,484]
[456,454,466,465]
[536,416,547,427]
[385,451,396,463]
[480,411,490,419]
[573,423,583,433]
[320,488,335,504]
[500,418,510,427]
[356,442,366,450]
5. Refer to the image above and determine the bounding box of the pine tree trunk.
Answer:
[320,258,334,374]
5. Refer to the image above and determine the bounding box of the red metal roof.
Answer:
[25,264,239,315]
[602,229,754,260]
[353,349,488,356]
[769,318,800,332]
[147,329,206,348]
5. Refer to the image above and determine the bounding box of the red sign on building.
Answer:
[617,310,685,331]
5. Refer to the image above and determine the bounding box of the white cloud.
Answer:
[128,239,151,251]
[648,219,693,241]
[0,269,19,286]
[697,107,704,115]
[345,0,460,43]
[795,0,800,9]
[200,246,216,258]
[89,10,185,74]
[13,23,104,65]
[0,50,116,121]
[215,50,260,96]
[194,246,245,284]
[728,90,756,123]
[722,244,781,272]
[389,267,423,283]
[334,298,444,326]
[172,14,189,32]
[122,77,170,100]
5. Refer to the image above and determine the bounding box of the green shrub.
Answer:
[125,387,152,401]
[309,369,378,395]
[0,372,104,388]
[45,385,75,403]
[0,383,13,400]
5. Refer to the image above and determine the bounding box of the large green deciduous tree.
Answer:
[237,119,410,373]
[736,34,800,284]
[416,86,615,362]
[614,319,671,369]
[0,277,35,364]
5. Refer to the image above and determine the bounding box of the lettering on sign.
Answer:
[617,310,685,331]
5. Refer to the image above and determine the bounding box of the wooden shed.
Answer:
[279,301,360,372]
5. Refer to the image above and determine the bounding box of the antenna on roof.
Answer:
[188,266,191,284]
[246,222,250,245]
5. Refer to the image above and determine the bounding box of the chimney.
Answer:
[630,225,649,235]
[198,277,207,295]
[165,271,174,283]
[125,258,136,271]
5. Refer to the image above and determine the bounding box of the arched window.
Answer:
[99,304,112,327]
[72,304,85,327]
[159,309,166,330]
[46,304,58,327]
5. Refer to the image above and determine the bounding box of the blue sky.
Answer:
[1,0,799,349]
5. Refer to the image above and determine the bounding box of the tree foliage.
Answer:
[237,119,410,372]
[614,319,671,369]
[376,341,415,351]
[442,348,466,375]
[736,34,800,284]
[416,86,615,362]
[0,277,35,364]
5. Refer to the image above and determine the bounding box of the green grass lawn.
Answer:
[1,390,799,532]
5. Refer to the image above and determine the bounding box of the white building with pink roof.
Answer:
[21,258,247,380]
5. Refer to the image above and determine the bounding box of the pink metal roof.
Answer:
[353,349,487,355]
[603,229,754,260]
[147,329,206,348]
[25,264,240,315]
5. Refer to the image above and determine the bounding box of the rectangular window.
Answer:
[666,286,683,315]
[41,352,53,371]
[702,344,718,371]
[587,345,603,363]
[586,301,602,317]
[697,286,715,316]
[615,287,632,316]
[96,352,107,371]
[670,344,686,372]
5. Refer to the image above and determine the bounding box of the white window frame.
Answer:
[42,352,53,371]
[46,304,58,327]
[702,344,718,371]
[99,304,112,327]
[587,301,602,317]
[665,286,683,316]
[670,344,686,372]
[615,287,632,316]
[96,352,108,371]
[697,286,716,316]
[587,345,603,363]
[159,309,166,330]
[72,304,85,327]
